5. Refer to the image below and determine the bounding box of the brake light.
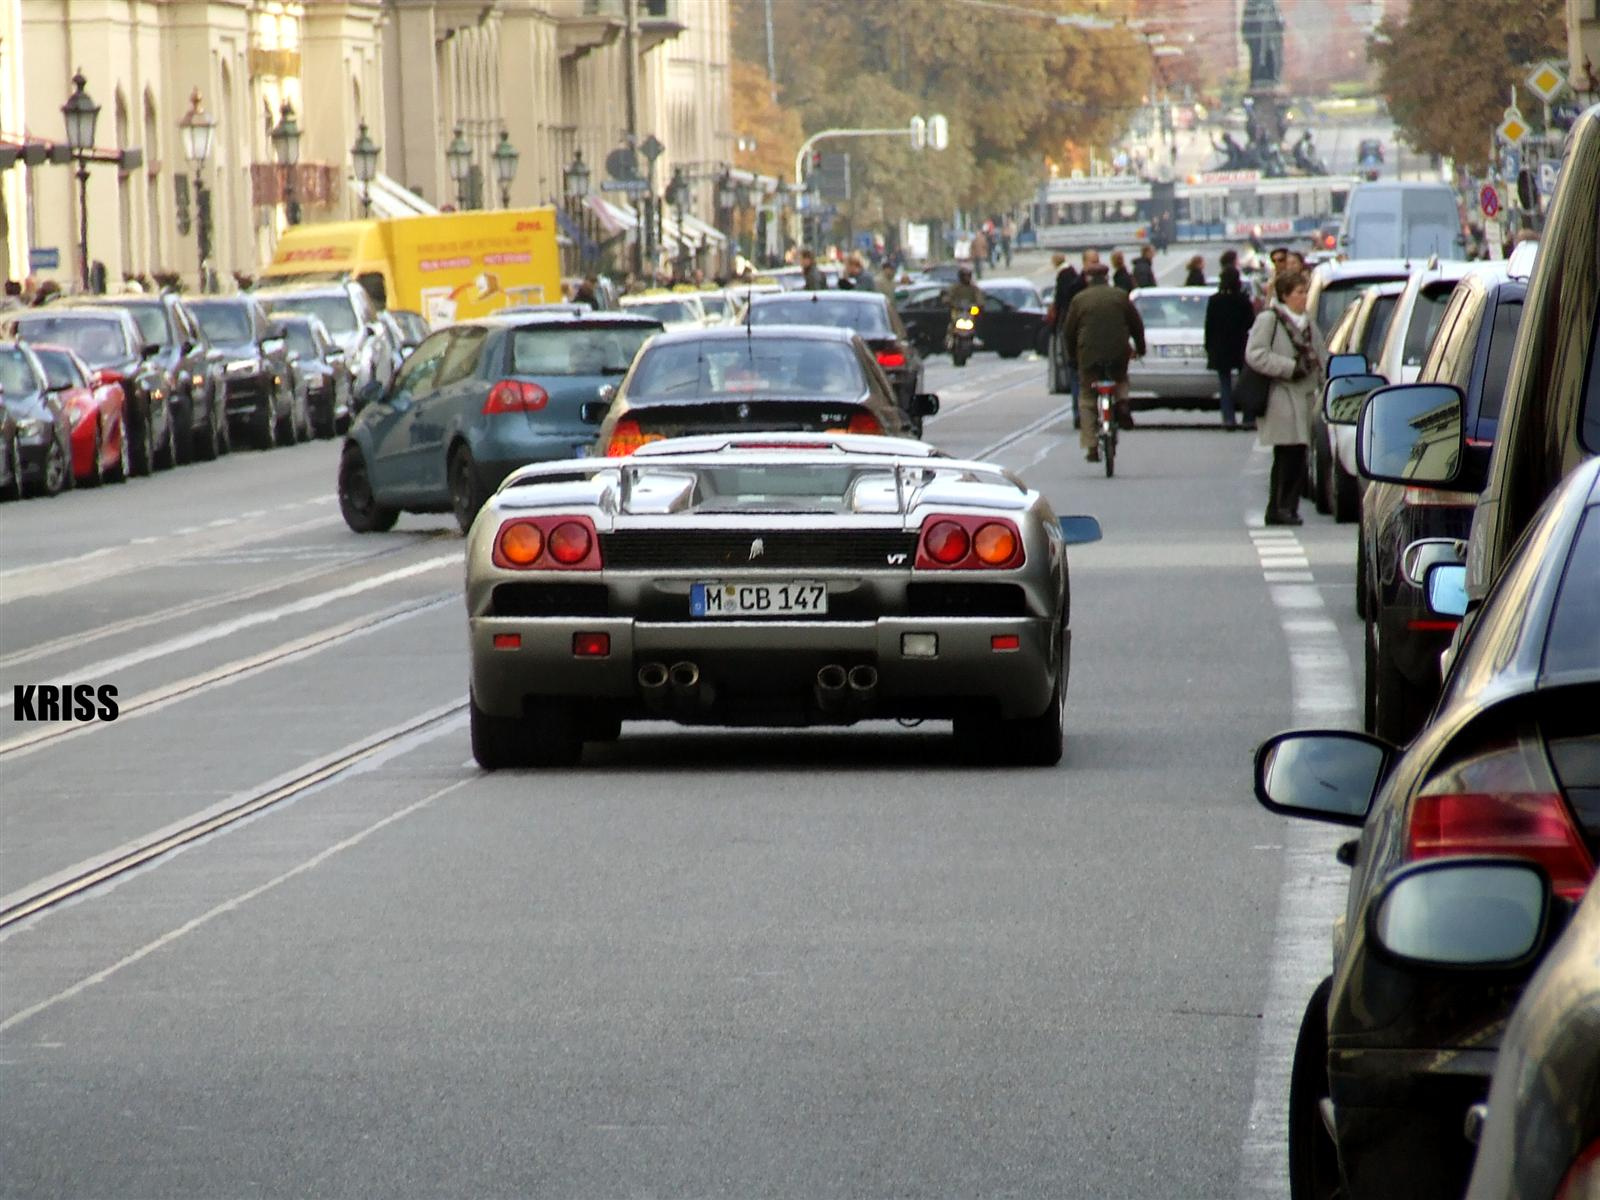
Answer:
[876,350,907,368]
[607,417,664,457]
[923,521,970,565]
[1556,1138,1600,1200]
[915,515,1025,570]
[483,379,549,414]
[973,522,1018,566]
[1402,487,1478,507]
[1407,738,1595,900]
[491,516,602,570]
[845,412,882,435]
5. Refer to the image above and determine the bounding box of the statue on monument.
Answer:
[1242,0,1284,89]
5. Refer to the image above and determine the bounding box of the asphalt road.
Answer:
[0,272,1364,1198]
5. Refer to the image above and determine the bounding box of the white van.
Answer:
[1339,182,1465,261]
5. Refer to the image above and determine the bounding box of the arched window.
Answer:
[144,90,162,271]
[115,90,133,280]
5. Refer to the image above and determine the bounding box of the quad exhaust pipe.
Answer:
[638,662,671,713]
[638,660,713,715]
[815,664,878,715]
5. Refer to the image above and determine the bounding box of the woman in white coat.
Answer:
[1244,269,1328,525]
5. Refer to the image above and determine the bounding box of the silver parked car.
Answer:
[463,433,1101,768]
[1126,287,1216,408]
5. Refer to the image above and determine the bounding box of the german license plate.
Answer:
[1158,345,1196,359]
[690,581,828,617]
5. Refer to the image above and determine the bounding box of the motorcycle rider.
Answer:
[943,265,983,314]
[1063,261,1146,463]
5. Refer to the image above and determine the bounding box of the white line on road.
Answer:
[0,774,473,1034]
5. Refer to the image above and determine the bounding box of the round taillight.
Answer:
[973,522,1017,565]
[498,522,543,566]
[846,412,883,435]
[547,521,592,565]
[924,520,970,565]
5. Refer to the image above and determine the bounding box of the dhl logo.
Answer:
[280,246,344,262]
[513,220,545,232]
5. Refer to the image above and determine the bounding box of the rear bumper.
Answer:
[1127,365,1217,402]
[469,615,1061,723]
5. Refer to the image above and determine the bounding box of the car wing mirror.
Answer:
[261,335,286,354]
[141,342,162,359]
[1368,859,1550,970]
[580,398,610,425]
[353,378,386,411]
[1424,562,1468,619]
[1323,372,1387,426]
[1327,353,1367,380]
[912,392,940,417]
[1356,383,1464,486]
[1253,730,1390,827]
[1401,538,1465,588]
[1058,515,1102,545]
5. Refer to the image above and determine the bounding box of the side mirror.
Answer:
[1327,353,1367,380]
[1369,859,1550,970]
[912,392,940,417]
[579,400,609,425]
[261,336,286,355]
[1253,730,1390,827]
[141,342,162,359]
[1058,515,1102,545]
[354,379,385,411]
[1401,537,1465,588]
[1356,383,1464,487]
[1323,372,1387,426]
[1425,562,1468,619]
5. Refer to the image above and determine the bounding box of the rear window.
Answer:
[11,316,129,366]
[1477,299,1524,424]
[747,298,890,335]
[1361,295,1399,362]
[1134,294,1206,329]
[698,295,729,318]
[628,338,866,400]
[1543,507,1600,677]
[0,347,41,396]
[510,326,654,376]
[1403,285,1455,367]
[623,299,698,324]
[31,347,86,389]
[1316,280,1376,336]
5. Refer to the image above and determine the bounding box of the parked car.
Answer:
[1313,280,1404,522]
[1372,259,1481,388]
[387,309,430,356]
[83,291,228,462]
[1464,877,1600,1200]
[5,306,172,476]
[338,311,664,536]
[31,345,128,486]
[587,326,933,461]
[278,314,349,438]
[1305,258,1414,342]
[188,296,302,450]
[744,291,926,432]
[0,340,74,497]
[1126,286,1215,408]
[1254,452,1600,1200]
[619,292,709,331]
[253,280,394,393]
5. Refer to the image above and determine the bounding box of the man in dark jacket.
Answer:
[1131,244,1158,289]
[1063,262,1146,461]
[800,249,825,291]
[1204,266,1256,428]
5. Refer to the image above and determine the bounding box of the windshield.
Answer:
[0,347,42,396]
[747,298,891,335]
[284,324,321,359]
[31,347,85,389]
[628,338,866,399]
[1134,294,1207,329]
[12,316,129,366]
[623,300,697,324]
[1402,285,1454,367]
[123,305,171,346]
[510,326,656,376]
[190,304,254,344]
[262,295,358,335]
[698,295,729,317]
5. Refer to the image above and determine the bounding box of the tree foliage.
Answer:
[1370,0,1565,168]
[730,0,1150,221]
[730,60,805,182]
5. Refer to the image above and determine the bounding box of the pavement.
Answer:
[0,300,1364,1197]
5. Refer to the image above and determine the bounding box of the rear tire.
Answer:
[83,424,105,487]
[34,437,69,497]
[953,644,1065,767]
[194,391,222,462]
[338,444,399,533]
[1332,462,1361,524]
[107,419,130,483]
[471,693,527,770]
[449,445,488,536]
[1313,434,1333,515]
[130,406,156,476]
[1101,431,1115,478]
[154,400,178,470]
[1288,978,1345,1200]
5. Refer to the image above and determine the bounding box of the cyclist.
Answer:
[1062,261,1145,463]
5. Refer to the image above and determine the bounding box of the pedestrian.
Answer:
[1184,254,1206,287]
[573,276,600,310]
[1062,261,1145,462]
[799,248,825,291]
[1204,266,1256,429]
[1219,248,1238,272]
[840,252,876,292]
[1132,244,1158,289]
[968,229,988,279]
[1048,252,1081,398]
[1110,250,1134,293]
[1245,268,1327,526]
[879,261,897,293]
[1002,214,1016,266]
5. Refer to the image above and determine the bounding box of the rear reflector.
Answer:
[572,632,610,657]
[1406,619,1461,632]
[901,633,938,658]
[991,634,1021,651]
[493,633,521,650]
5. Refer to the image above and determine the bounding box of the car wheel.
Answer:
[173,400,193,466]
[1313,433,1333,516]
[108,418,130,483]
[1332,463,1361,524]
[449,445,487,536]
[195,392,221,462]
[84,424,105,488]
[996,347,1022,359]
[130,407,155,476]
[35,436,68,498]
[954,641,1065,767]
[6,441,25,500]
[154,399,178,470]
[1372,621,1433,745]
[337,444,400,533]
[1355,547,1368,621]
[1288,978,1345,1200]
[470,692,528,770]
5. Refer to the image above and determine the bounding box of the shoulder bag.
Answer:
[1234,312,1278,421]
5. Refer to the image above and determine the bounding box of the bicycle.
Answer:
[1087,366,1119,478]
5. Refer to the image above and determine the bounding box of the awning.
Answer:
[351,173,439,218]
[682,213,727,245]
[586,194,638,236]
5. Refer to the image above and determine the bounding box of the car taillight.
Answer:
[483,379,549,414]
[915,515,1024,570]
[845,412,882,435]
[1407,737,1595,900]
[1402,487,1479,507]
[491,516,602,570]
[876,349,907,368]
[1556,1139,1600,1200]
[606,417,664,457]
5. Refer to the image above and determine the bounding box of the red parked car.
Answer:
[31,344,128,486]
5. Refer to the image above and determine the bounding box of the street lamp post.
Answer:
[351,121,380,218]
[178,88,217,291]
[269,100,302,226]
[716,171,737,275]
[564,149,591,266]
[61,69,101,292]
[445,126,473,210]
[666,168,689,279]
[491,130,519,209]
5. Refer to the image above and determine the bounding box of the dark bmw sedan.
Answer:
[338,311,663,535]
[1254,453,1600,1200]
[279,314,349,438]
[590,326,934,458]
[189,296,298,450]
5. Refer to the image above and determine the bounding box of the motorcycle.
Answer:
[948,305,979,367]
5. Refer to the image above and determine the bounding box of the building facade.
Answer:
[5,0,384,293]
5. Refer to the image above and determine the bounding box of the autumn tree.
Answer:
[1370,0,1565,168]
[731,60,805,182]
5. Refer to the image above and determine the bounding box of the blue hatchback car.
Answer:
[337,311,663,534]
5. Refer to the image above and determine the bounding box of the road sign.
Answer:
[639,134,664,163]
[28,247,60,271]
[605,147,639,183]
[1525,61,1566,105]
[1478,185,1500,218]
[1498,108,1530,146]
[1539,161,1559,196]
[600,179,649,194]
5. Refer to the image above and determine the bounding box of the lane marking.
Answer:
[975,402,1076,459]
[0,776,473,1034]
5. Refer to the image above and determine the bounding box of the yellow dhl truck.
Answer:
[261,208,562,325]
